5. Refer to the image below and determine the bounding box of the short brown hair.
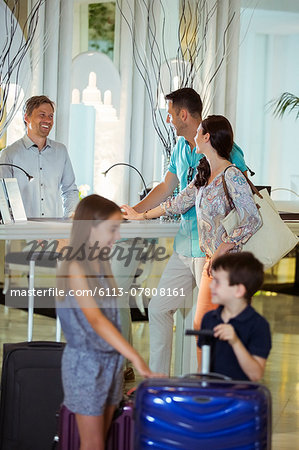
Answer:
[211,252,264,304]
[23,95,55,126]
[165,88,202,119]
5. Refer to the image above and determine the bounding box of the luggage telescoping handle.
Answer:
[185,329,214,374]
[185,329,231,381]
[26,341,63,348]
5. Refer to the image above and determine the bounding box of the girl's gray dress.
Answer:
[56,276,124,416]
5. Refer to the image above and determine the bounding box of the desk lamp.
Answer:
[102,162,149,200]
[0,163,34,181]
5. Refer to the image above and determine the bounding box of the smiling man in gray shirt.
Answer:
[0,95,79,218]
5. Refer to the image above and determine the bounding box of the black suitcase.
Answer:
[0,341,65,450]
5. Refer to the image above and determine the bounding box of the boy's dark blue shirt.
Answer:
[200,305,272,380]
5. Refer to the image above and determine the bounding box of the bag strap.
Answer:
[243,173,263,199]
[222,166,235,210]
[222,165,263,210]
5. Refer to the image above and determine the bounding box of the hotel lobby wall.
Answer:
[236,8,299,198]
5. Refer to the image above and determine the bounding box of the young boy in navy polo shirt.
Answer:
[199,252,271,381]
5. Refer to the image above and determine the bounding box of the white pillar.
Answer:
[28,0,45,95]
[56,0,74,146]
[225,0,241,128]
[44,0,60,138]
[72,3,81,58]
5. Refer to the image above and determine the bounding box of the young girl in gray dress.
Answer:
[56,194,157,450]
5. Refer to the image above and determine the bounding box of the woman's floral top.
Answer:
[161,165,262,258]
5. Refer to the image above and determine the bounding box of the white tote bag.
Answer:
[221,170,298,269]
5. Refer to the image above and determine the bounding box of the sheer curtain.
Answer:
[201,0,241,128]
[114,0,168,206]
[114,0,242,205]
[29,0,74,146]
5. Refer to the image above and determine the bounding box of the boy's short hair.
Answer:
[211,252,264,303]
[165,88,202,119]
[23,95,55,126]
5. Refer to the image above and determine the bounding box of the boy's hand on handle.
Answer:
[213,324,239,346]
[121,205,143,220]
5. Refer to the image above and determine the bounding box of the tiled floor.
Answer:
[253,293,299,449]
[0,289,298,449]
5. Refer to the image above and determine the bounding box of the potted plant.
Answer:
[271,92,299,119]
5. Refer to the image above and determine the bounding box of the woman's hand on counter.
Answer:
[121,205,144,220]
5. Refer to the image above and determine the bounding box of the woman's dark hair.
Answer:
[57,195,121,299]
[194,115,234,188]
[211,252,264,304]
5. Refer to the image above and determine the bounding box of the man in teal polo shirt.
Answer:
[132,88,247,375]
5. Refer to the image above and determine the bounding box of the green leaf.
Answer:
[270,92,299,119]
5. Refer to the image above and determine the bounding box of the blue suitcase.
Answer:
[134,330,271,449]
[134,377,271,449]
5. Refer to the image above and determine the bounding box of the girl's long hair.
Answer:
[194,115,233,188]
[57,195,121,299]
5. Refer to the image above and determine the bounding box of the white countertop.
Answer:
[0,219,181,240]
[275,200,299,214]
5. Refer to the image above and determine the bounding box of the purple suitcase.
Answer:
[57,405,80,450]
[58,398,134,450]
[134,330,272,449]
